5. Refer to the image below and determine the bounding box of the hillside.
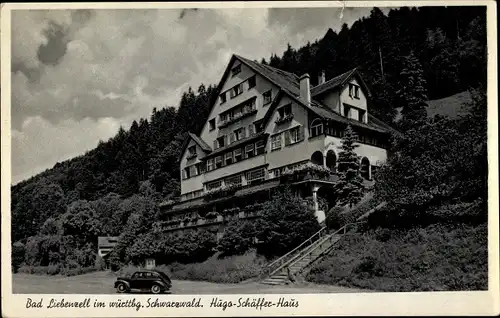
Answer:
[10,6,488,281]
[394,90,473,121]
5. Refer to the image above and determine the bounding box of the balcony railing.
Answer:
[275,113,294,125]
[218,109,258,128]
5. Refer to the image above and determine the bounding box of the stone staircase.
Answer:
[260,222,363,285]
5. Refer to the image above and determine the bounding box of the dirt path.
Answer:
[12,271,369,294]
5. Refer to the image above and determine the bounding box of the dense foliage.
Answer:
[11,6,487,276]
[255,188,321,258]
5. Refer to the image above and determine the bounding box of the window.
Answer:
[196,162,205,175]
[225,174,242,187]
[215,156,223,169]
[290,127,300,143]
[207,180,222,191]
[184,167,191,179]
[343,105,350,118]
[246,168,266,184]
[285,126,303,146]
[245,144,255,158]
[310,119,323,138]
[207,158,214,171]
[349,83,360,99]
[216,136,226,149]
[271,134,281,150]
[230,83,243,98]
[358,110,366,122]
[220,92,227,104]
[278,104,292,118]
[263,90,272,105]
[190,165,197,177]
[248,75,256,89]
[225,152,233,165]
[255,140,265,155]
[231,64,241,77]
[234,148,242,162]
[188,146,196,158]
[234,127,246,141]
[209,118,216,131]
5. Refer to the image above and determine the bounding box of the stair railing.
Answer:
[263,226,328,277]
[285,221,366,276]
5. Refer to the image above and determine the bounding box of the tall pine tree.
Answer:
[333,125,365,208]
[396,51,429,130]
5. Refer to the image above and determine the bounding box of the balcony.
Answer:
[218,109,258,128]
[279,162,336,183]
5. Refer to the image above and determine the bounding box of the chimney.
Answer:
[318,70,326,85]
[299,73,311,105]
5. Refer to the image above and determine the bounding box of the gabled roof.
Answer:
[188,132,212,152]
[311,68,372,97]
[235,55,301,97]
[179,132,212,161]
[98,236,119,247]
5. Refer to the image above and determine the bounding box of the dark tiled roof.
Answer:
[311,68,357,97]
[188,132,212,152]
[235,55,301,97]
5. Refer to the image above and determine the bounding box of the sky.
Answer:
[10,6,382,184]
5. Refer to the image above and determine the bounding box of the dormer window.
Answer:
[187,146,197,159]
[349,83,360,99]
[263,90,272,105]
[231,64,241,77]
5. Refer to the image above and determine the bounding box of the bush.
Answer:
[306,223,487,291]
[255,188,321,258]
[12,241,26,273]
[170,250,266,283]
[218,221,256,256]
[16,264,98,276]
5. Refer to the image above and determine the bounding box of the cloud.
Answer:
[10,7,375,183]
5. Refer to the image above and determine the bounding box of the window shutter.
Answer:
[213,140,218,149]
[242,127,246,139]
[229,133,235,144]
[299,125,305,141]
[182,169,187,179]
[284,130,291,146]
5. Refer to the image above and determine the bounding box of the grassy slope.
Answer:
[395,91,473,121]
[306,214,487,292]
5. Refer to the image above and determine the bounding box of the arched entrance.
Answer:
[360,157,370,180]
[325,150,337,172]
[311,151,324,166]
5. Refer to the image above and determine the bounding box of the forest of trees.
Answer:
[11,6,487,273]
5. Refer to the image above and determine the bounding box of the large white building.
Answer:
[158,54,396,235]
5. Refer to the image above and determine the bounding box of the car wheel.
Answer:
[116,283,128,293]
[151,284,162,294]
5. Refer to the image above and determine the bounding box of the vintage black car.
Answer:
[114,270,172,294]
